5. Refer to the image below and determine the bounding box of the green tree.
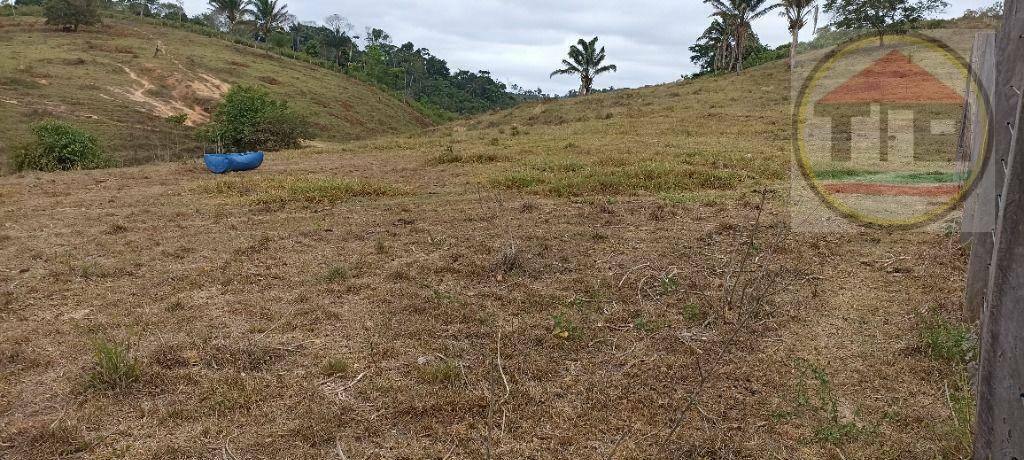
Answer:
[11,120,111,172]
[302,38,320,57]
[690,19,735,74]
[1,0,17,16]
[198,85,313,152]
[550,37,617,96]
[779,0,818,69]
[43,0,100,31]
[823,0,948,46]
[250,0,288,41]
[705,0,780,74]
[207,0,245,27]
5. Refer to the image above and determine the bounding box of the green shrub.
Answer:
[198,85,314,152]
[42,0,101,31]
[10,120,111,172]
[165,113,188,125]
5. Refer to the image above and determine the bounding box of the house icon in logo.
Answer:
[815,50,963,163]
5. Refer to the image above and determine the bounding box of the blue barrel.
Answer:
[204,152,264,174]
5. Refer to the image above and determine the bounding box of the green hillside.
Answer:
[0,15,432,169]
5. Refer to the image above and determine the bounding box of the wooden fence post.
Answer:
[973,0,1024,456]
[963,32,998,322]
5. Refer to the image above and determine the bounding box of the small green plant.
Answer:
[415,358,462,385]
[920,311,975,364]
[10,120,111,172]
[792,360,865,446]
[552,312,579,340]
[633,315,667,333]
[682,302,702,322]
[319,358,350,377]
[87,341,140,390]
[165,114,189,125]
[659,273,680,294]
[431,288,455,306]
[323,265,348,283]
[198,85,313,152]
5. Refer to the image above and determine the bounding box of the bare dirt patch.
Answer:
[108,63,227,126]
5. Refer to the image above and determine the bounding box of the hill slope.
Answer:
[0,54,972,458]
[0,16,431,168]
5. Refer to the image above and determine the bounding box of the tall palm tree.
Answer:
[208,0,246,27]
[705,0,780,74]
[250,0,289,41]
[779,0,818,69]
[550,37,617,96]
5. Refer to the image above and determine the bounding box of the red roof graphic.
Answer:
[819,50,962,104]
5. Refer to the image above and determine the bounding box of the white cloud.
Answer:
[179,0,998,94]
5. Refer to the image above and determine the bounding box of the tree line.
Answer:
[12,0,550,118]
[689,0,958,77]
[7,0,1005,111]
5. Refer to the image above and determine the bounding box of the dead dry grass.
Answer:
[0,57,973,459]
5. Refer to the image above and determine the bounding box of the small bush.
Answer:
[10,120,111,172]
[198,85,313,152]
[87,341,140,390]
[165,114,188,125]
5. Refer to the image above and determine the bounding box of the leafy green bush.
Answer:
[198,85,314,152]
[10,120,111,172]
[42,0,101,31]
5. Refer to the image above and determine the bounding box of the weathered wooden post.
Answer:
[973,0,1024,456]
[963,32,998,322]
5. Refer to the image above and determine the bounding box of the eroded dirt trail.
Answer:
[110,63,222,126]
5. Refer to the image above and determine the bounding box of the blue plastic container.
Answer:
[203,152,264,174]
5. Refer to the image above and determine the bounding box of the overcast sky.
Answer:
[179,0,997,94]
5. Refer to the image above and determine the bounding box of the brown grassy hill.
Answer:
[0,16,431,169]
[0,53,974,459]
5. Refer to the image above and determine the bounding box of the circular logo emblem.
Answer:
[793,31,991,229]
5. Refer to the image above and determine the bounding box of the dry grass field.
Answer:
[0,54,975,459]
